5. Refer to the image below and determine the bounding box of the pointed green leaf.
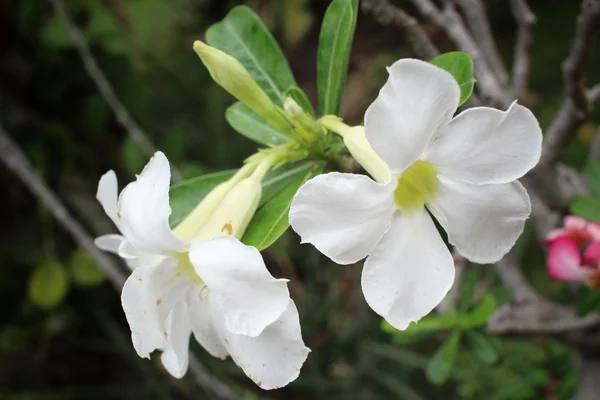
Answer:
[242,162,324,250]
[463,293,497,327]
[430,52,475,106]
[206,6,295,105]
[317,0,358,115]
[382,313,459,344]
[284,86,316,117]
[459,268,478,312]
[570,196,600,222]
[426,331,461,385]
[28,261,70,310]
[465,331,499,364]
[585,161,600,198]
[226,102,290,146]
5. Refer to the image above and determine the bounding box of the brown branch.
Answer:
[563,0,600,116]
[509,0,536,99]
[410,0,512,107]
[47,0,183,182]
[0,124,238,400]
[456,0,509,86]
[360,0,440,60]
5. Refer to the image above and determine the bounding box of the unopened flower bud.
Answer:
[192,176,262,243]
[193,41,287,129]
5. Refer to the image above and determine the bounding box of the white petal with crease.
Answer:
[212,300,310,390]
[189,236,289,337]
[424,102,542,185]
[161,301,192,378]
[361,211,455,330]
[289,172,395,265]
[121,258,192,358]
[188,287,228,359]
[428,175,531,264]
[364,59,460,174]
[118,152,184,255]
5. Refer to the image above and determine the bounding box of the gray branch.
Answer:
[410,0,512,107]
[562,0,600,116]
[456,0,509,86]
[47,0,182,182]
[360,0,440,60]
[509,0,536,99]
[0,124,238,400]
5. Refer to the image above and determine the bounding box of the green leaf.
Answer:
[576,286,600,316]
[284,86,315,117]
[570,196,600,221]
[69,249,105,287]
[226,102,290,146]
[382,314,459,344]
[585,162,600,198]
[430,52,475,106]
[242,162,324,250]
[463,293,497,327]
[169,170,237,227]
[426,331,461,385]
[206,6,296,105]
[317,0,358,115]
[28,261,70,310]
[465,331,499,364]
[459,268,478,312]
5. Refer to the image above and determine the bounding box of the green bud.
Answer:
[283,98,323,142]
[193,41,288,130]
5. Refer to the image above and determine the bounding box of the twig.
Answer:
[562,0,600,117]
[537,84,600,171]
[410,0,512,107]
[360,0,440,59]
[0,124,128,287]
[0,124,238,400]
[456,0,509,86]
[47,0,182,182]
[509,0,536,99]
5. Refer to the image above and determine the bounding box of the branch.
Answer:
[537,84,600,170]
[47,0,182,182]
[410,0,512,107]
[360,0,440,60]
[0,124,238,400]
[509,0,536,99]
[562,0,600,116]
[456,0,509,86]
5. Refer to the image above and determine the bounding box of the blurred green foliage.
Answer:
[1,0,599,399]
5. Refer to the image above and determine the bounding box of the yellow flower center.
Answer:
[394,160,440,212]
[175,252,203,286]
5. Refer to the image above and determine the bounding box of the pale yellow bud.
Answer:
[191,176,262,243]
[319,116,390,183]
[193,41,286,129]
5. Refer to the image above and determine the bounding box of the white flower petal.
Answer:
[189,236,289,337]
[424,102,542,185]
[118,152,184,255]
[95,234,126,255]
[161,302,192,379]
[364,59,460,174]
[121,258,192,358]
[97,170,120,227]
[289,172,395,265]
[429,175,531,264]
[188,288,228,359]
[361,211,455,330]
[212,300,310,390]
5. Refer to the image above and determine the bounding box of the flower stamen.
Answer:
[394,160,440,212]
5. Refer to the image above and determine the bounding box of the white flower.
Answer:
[289,59,542,330]
[95,152,310,389]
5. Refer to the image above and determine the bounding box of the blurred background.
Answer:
[1,0,599,399]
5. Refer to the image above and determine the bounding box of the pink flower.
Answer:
[545,216,600,245]
[545,216,600,287]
